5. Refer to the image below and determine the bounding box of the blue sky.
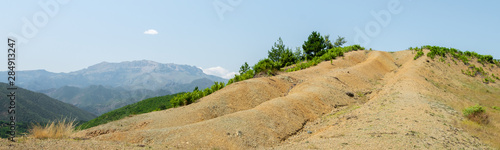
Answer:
[1,0,499,79]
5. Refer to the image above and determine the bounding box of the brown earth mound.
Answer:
[2,50,499,149]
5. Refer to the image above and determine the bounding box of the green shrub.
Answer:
[483,76,495,84]
[414,51,424,60]
[421,45,432,50]
[492,106,500,111]
[463,104,488,124]
[492,74,500,80]
[439,57,445,62]
[253,58,279,75]
[427,52,436,60]
[459,55,469,64]
[170,82,226,107]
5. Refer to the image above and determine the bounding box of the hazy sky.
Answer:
[1,0,499,79]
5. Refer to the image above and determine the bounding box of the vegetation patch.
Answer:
[170,82,225,107]
[78,93,180,130]
[463,105,489,124]
[410,46,424,60]
[286,45,364,72]
[0,121,28,139]
[30,118,75,139]
[413,45,499,84]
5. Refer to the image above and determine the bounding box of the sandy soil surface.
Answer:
[3,50,499,149]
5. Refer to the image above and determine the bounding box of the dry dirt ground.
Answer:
[2,50,499,149]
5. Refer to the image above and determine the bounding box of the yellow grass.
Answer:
[29,118,76,139]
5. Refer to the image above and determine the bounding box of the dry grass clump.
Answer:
[29,118,76,139]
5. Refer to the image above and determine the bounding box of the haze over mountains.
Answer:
[0,60,227,115]
[0,83,96,123]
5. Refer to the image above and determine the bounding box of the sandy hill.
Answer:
[2,50,499,149]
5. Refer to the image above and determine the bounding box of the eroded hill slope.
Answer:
[3,50,499,149]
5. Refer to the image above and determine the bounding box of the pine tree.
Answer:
[302,31,326,58]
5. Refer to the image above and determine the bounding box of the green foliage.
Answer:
[416,45,498,84]
[414,50,424,60]
[302,31,326,58]
[0,121,29,138]
[239,62,250,75]
[342,44,365,51]
[439,57,446,62]
[492,73,500,80]
[286,45,363,72]
[253,58,279,75]
[280,48,297,67]
[492,106,500,111]
[0,83,96,123]
[333,36,347,48]
[476,54,494,64]
[293,47,304,62]
[463,104,488,124]
[463,105,485,117]
[78,93,180,130]
[170,81,226,107]
[426,46,444,59]
[462,64,490,78]
[268,37,286,62]
[267,37,297,68]
[324,35,334,50]
[484,76,496,84]
[228,69,254,85]
[420,45,431,49]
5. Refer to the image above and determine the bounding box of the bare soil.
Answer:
[3,50,499,149]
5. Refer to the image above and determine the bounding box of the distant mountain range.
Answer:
[0,83,96,123]
[0,60,227,115]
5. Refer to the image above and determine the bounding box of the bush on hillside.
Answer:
[171,82,225,107]
[463,104,488,124]
[253,58,279,75]
[414,50,424,60]
[228,69,255,85]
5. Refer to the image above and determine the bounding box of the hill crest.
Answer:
[70,50,499,149]
[3,50,499,149]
